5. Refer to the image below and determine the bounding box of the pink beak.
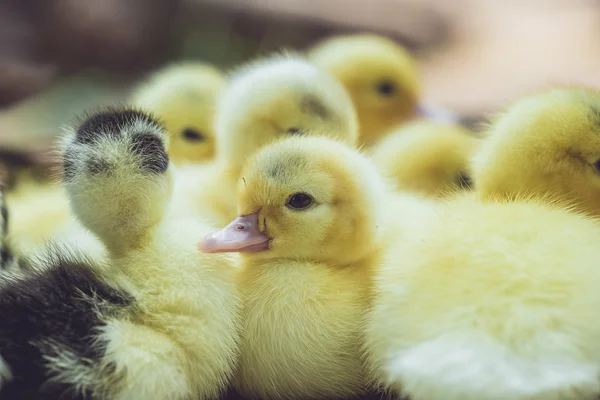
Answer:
[416,102,460,124]
[198,212,270,253]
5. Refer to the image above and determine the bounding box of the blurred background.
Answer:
[1,0,600,182]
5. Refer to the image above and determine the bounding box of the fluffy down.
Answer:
[370,120,478,198]
[170,53,359,228]
[130,62,226,164]
[366,194,600,400]
[200,136,390,399]
[473,87,600,216]
[0,108,242,400]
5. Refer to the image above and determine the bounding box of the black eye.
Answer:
[593,159,600,174]
[287,128,304,135]
[182,128,205,141]
[376,80,396,96]
[456,172,473,190]
[286,193,314,210]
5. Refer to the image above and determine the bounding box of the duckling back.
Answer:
[367,196,600,400]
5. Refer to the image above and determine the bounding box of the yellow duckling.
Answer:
[130,62,226,164]
[53,108,241,400]
[307,33,458,146]
[171,53,358,227]
[370,120,479,198]
[199,135,389,399]
[366,194,600,399]
[473,87,600,217]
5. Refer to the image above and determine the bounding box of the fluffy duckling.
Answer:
[307,33,458,146]
[171,53,358,227]
[473,87,600,217]
[366,193,600,400]
[199,135,390,399]
[130,62,226,165]
[1,108,241,399]
[370,120,479,198]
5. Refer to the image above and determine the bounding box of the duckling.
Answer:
[199,135,390,399]
[307,33,458,146]
[1,108,241,399]
[365,193,600,400]
[170,53,358,227]
[370,120,479,198]
[130,61,226,165]
[472,87,600,217]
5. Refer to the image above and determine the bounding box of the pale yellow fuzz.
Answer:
[170,53,359,228]
[308,34,421,146]
[130,62,226,165]
[230,136,391,399]
[4,181,70,255]
[370,120,479,198]
[366,194,600,400]
[473,87,600,216]
[59,115,241,400]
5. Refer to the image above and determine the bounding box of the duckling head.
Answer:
[473,87,600,216]
[131,62,226,164]
[200,135,385,265]
[215,53,358,173]
[308,34,427,145]
[371,120,479,198]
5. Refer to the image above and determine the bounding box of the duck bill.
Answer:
[198,212,270,253]
[416,101,460,124]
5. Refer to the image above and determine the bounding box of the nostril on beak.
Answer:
[236,224,245,231]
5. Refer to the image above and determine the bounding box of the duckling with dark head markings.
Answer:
[472,87,600,216]
[200,135,390,399]
[170,53,359,228]
[0,108,241,400]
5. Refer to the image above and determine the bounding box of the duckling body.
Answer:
[1,109,241,399]
[201,136,388,399]
[366,194,600,400]
[370,120,478,198]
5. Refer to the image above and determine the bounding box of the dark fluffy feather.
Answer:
[0,251,132,400]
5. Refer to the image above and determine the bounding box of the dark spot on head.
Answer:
[130,134,169,174]
[300,95,330,120]
[86,158,111,175]
[267,154,308,181]
[286,128,304,135]
[182,128,205,142]
[376,80,397,96]
[455,172,473,190]
[76,109,161,144]
[589,106,600,127]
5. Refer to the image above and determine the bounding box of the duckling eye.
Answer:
[286,193,314,210]
[287,128,304,135]
[376,80,397,96]
[456,172,473,190]
[593,159,600,174]
[182,128,205,141]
